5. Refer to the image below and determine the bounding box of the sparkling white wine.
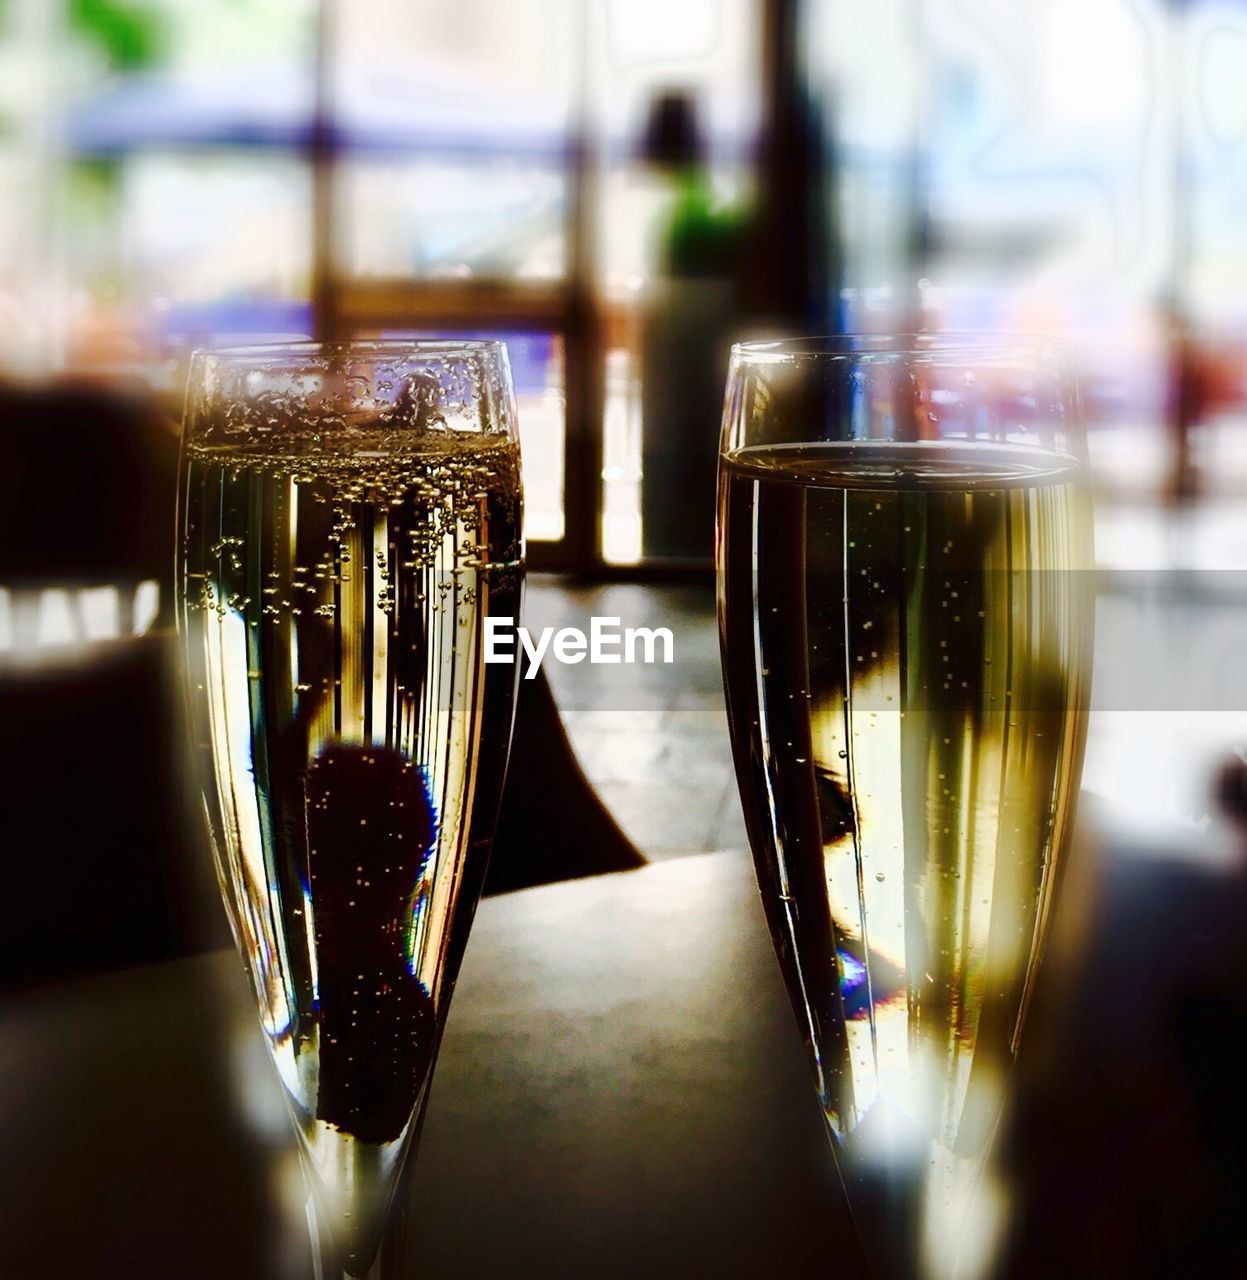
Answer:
[718,441,1090,1266]
[180,425,521,1272]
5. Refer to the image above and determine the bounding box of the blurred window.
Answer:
[0,0,762,566]
[808,0,1247,510]
[332,0,575,285]
[331,2,576,552]
[7,1,1247,565]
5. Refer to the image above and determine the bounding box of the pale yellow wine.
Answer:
[718,441,1090,1223]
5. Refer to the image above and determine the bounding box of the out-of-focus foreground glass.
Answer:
[176,340,523,1277]
[717,336,1092,1280]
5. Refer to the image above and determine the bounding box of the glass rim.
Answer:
[730,332,1070,363]
[182,337,518,442]
[191,338,509,363]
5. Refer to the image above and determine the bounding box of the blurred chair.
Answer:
[0,383,179,638]
[0,381,211,989]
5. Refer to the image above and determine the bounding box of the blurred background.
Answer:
[4,1,1247,1275]
[4,0,1241,571]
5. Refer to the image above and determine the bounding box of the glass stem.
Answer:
[308,1192,410,1280]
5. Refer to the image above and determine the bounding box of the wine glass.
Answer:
[177,340,523,1278]
[716,336,1093,1279]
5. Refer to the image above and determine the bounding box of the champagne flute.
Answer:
[177,340,523,1278]
[717,336,1092,1279]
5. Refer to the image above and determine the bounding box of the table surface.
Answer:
[8,835,1247,1280]
[0,852,853,1279]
